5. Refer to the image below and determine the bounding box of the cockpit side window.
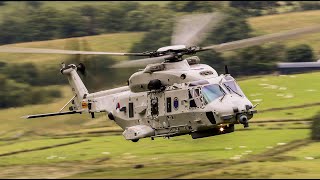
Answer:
[202,84,225,104]
[188,88,203,108]
[223,81,245,97]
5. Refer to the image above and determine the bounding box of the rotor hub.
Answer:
[147,45,201,62]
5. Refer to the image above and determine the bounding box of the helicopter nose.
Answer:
[207,95,256,127]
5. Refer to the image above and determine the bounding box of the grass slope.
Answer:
[238,72,320,120]
[248,10,320,56]
[0,32,145,66]
[190,141,320,179]
[0,129,308,167]
[0,85,117,138]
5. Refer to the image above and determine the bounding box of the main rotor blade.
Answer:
[111,55,174,68]
[0,46,149,56]
[171,12,225,47]
[200,25,320,52]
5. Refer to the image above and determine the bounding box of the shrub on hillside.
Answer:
[0,75,62,108]
[299,1,320,10]
[311,113,320,140]
[286,44,315,62]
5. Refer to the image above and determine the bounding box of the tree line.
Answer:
[0,62,62,108]
[0,1,221,45]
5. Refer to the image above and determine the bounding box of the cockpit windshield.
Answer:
[223,80,245,97]
[202,84,225,104]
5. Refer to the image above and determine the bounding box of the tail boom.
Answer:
[61,64,89,111]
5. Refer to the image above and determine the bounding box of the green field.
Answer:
[189,158,320,179]
[0,32,145,66]
[188,142,320,179]
[0,129,310,178]
[255,106,320,121]
[0,85,118,138]
[239,72,320,111]
[1,9,320,68]
[248,10,320,55]
[0,129,308,166]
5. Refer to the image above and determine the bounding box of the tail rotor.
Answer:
[77,63,86,76]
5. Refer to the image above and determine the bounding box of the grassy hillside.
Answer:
[190,141,320,179]
[0,130,307,166]
[0,129,310,178]
[0,32,145,66]
[1,9,320,67]
[239,72,320,120]
[248,10,320,56]
[0,85,118,138]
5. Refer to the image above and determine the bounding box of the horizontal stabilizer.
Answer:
[22,111,83,119]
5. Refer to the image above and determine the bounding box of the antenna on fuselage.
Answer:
[224,65,229,74]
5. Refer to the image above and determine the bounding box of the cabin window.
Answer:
[129,102,134,118]
[189,91,196,107]
[188,88,203,108]
[151,97,159,115]
[166,97,172,113]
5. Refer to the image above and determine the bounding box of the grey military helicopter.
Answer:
[1,13,320,142]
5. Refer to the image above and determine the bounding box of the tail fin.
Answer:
[60,63,89,111]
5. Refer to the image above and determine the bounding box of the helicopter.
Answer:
[1,13,320,142]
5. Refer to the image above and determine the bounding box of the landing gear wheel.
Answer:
[131,139,139,142]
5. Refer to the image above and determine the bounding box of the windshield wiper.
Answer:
[219,86,226,102]
[225,84,242,97]
[220,93,226,102]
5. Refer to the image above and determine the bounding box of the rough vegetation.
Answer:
[286,44,315,62]
[311,113,320,140]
